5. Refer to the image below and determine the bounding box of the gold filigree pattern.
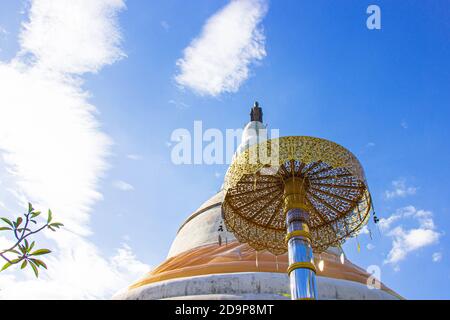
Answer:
[222,136,371,255]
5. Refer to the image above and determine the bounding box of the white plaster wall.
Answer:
[113,272,399,300]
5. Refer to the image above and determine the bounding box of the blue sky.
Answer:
[0,0,449,299]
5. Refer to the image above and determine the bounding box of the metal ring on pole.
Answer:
[285,230,312,244]
[287,261,317,275]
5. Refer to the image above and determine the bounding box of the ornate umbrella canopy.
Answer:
[222,136,372,255]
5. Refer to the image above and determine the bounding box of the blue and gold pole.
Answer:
[284,178,318,300]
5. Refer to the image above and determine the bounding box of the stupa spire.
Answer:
[250,101,263,122]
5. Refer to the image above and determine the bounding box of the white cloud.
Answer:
[366,243,375,250]
[19,0,126,75]
[383,206,441,266]
[357,225,370,236]
[384,179,417,199]
[366,142,375,148]
[113,180,134,191]
[0,0,148,299]
[0,240,149,299]
[385,227,440,265]
[110,243,148,276]
[175,0,268,96]
[432,252,442,263]
[378,213,402,232]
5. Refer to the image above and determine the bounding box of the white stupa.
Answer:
[114,102,401,300]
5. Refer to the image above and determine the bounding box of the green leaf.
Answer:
[19,245,27,255]
[50,222,64,229]
[1,218,13,227]
[29,261,39,278]
[16,217,23,227]
[21,260,28,269]
[1,262,12,272]
[29,241,35,252]
[31,211,41,218]
[30,249,51,256]
[28,202,33,213]
[24,239,29,249]
[1,259,20,272]
[30,258,47,270]
[0,227,12,231]
[47,209,53,223]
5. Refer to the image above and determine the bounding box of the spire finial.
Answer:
[250,101,263,122]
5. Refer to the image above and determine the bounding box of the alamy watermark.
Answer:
[170,121,280,165]
[366,265,382,290]
[367,5,381,30]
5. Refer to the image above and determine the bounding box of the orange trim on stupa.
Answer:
[129,241,401,299]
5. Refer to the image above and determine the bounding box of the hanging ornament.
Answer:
[356,236,361,253]
[373,212,380,224]
[337,245,345,264]
[255,250,259,268]
[318,259,324,272]
[368,192,381,236]
[275,255,279,271]
[218,234,222,246]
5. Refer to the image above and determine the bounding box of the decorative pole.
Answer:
[222,135,372,304]
[284,177,318,300]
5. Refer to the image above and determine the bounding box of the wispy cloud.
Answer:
[0,25,8,36]
[382,206,441,266]
[168,99,190,110]
[175,0,268,96]
[384,179,417,199]
[0,0,147,299]
[432,252,442,263]
[160,20,170,31]
[113,180,134,191]
[400,120,408,129]
[126,154,143,161]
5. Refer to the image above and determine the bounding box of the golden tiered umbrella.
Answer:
[222,136,372,300]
